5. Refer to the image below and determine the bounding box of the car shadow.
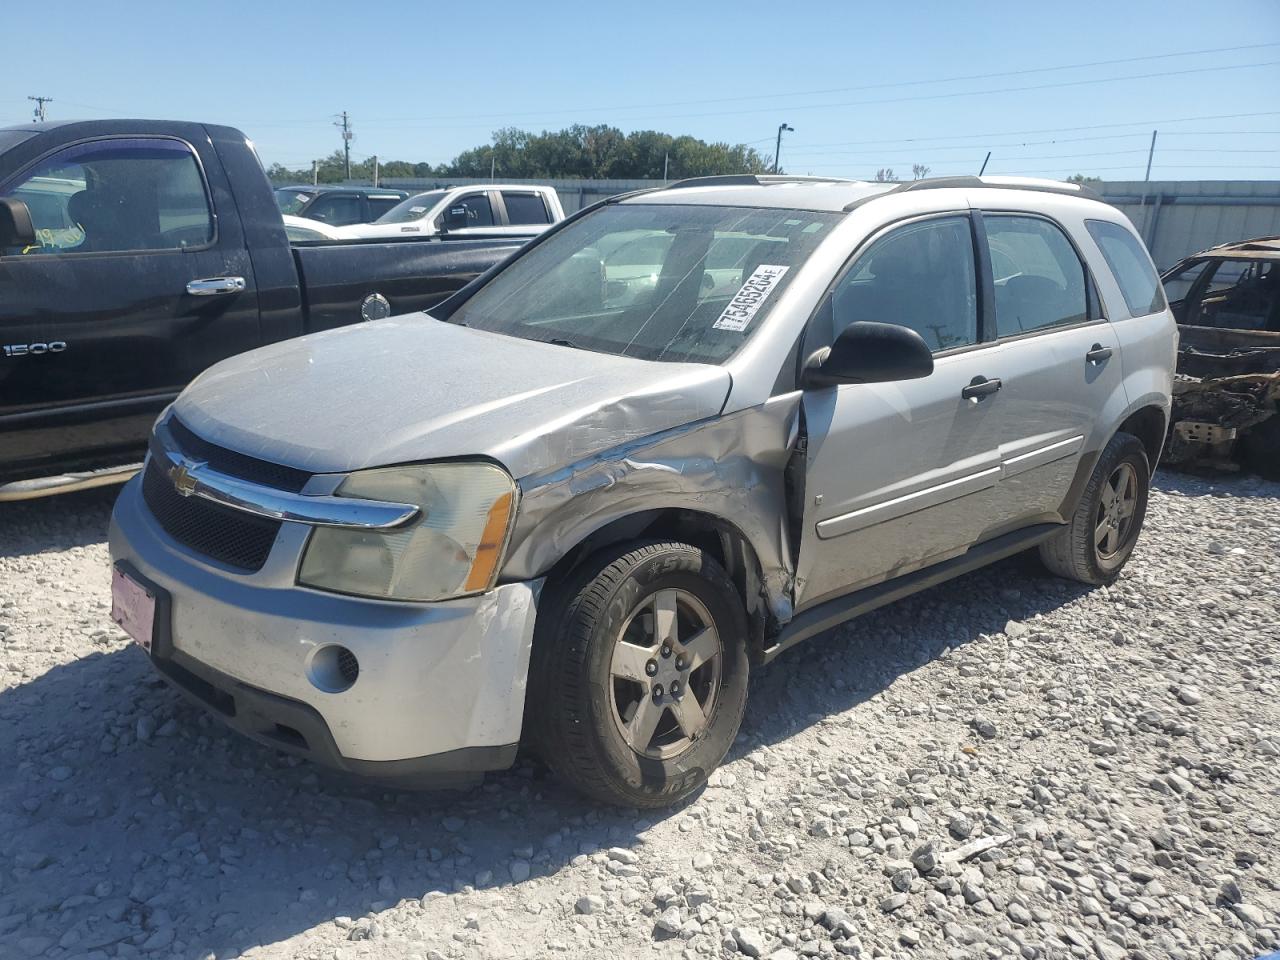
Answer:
[0,482,1164,957]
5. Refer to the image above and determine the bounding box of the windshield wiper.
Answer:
[544,337,583,350]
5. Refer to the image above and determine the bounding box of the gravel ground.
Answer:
[1,471,1278,960]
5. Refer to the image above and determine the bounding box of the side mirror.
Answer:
[0,198,36,249]
[803,321,934,387]
[441,205,469,231]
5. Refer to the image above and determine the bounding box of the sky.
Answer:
[4,0,1279,182]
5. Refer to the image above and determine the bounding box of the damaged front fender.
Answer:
[501,394,804,628]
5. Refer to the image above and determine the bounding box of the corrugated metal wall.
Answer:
[1098,181,1280,269]
[329,175,1280,268]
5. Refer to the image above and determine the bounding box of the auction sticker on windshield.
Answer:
[712,265,790,332]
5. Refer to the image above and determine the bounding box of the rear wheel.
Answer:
[528,541,749,807]
[1040,432,1150,585]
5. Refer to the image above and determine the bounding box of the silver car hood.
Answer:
[172,317,732,479]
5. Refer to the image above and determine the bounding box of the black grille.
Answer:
[336,648,360,685]
[142,463,282,572]
[168,418,310,493]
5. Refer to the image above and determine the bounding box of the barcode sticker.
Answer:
[712,265,790,332]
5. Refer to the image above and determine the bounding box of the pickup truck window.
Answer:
[275,189,314,215]
[503,192,550,225]
[2,137,213,254]
[377,190,448,224]
[451,203,840,364]
[452,194,494,228]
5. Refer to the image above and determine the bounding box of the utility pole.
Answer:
[335,111,352,180]
[773,123,793,175]
[312,159,318,186]
[1138,129,1158,240]
[489,154,495,182]
[28,96,52,123]
[373,155,379,187]
[663,152,669,182]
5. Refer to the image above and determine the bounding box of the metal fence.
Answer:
[1097,180,1280,269]
[299,175,1280,268]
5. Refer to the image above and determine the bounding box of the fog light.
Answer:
[308,644,359,692]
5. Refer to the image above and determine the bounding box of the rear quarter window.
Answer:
[1086,219,1166,318]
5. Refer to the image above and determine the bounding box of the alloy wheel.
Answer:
[607,588,723,760]
[1095,462,1138,560]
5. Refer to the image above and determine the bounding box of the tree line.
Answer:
[267,124,775,184]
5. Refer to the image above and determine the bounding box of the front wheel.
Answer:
[528,541,749,807]
[1039,432,1150,585]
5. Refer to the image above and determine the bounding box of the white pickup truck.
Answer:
[331,184,564,240]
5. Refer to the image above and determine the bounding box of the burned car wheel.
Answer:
[528,541,748,807]
[1039,432,1150,585]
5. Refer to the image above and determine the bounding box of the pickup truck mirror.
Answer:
[802,321,934,387]
[0,198,36,250]
[441,206,469,231]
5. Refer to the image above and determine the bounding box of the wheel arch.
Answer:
[532,508,775,664]
[1116,402,1169,469]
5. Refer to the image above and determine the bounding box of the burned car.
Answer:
[1161,237,1280,477]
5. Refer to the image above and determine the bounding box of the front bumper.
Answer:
[109,475,541,784]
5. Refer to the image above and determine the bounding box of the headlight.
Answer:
[298,462,517,602]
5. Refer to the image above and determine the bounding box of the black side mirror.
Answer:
[803,321,934,387]
[441,205,469,231]
[0,198,36,249]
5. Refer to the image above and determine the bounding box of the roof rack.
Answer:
[663,174,858,190]
[887,175,1105,203]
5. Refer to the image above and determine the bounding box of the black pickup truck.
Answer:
[0,120,527,501]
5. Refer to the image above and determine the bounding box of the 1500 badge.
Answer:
[3,342,67,357]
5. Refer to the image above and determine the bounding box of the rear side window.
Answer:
[2,137,212,254]
[986,215,1088,337]
[1086,219,1165,317]
[502,192,550,225]
[367,196,402,218]
[304,194,363,225]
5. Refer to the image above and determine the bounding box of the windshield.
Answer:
[450,203,841,364]
[375,190,448,224]
[275,188,313,215]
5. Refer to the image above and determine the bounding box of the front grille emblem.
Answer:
[169,463,198,498]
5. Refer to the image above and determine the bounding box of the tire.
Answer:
[527,540,749,808]
[1237,413,1280,481]
[1039,432,1150,585]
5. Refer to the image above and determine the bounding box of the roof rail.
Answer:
[663,174,858,191]
[888,175,1104,203]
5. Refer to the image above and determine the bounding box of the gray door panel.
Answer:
[795,347,1006,608]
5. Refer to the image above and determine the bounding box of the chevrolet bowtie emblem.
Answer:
[169,463,198,498]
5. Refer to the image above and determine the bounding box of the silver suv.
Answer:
[109,174,1177,806]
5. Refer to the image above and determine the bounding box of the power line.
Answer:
[355,42,1280,125]
[783,111,1280,150]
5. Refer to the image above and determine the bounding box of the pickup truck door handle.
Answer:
[961,376,1002,401]
[186,277,246,297]
[1085,343,1113,364]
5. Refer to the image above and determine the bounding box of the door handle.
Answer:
[961,376,1002,401]
[1086,343,1113,364]
[186,277,246,297]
